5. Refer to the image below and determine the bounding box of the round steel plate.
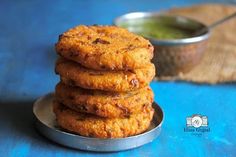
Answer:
[33,93,164,152]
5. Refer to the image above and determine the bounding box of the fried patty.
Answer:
[55,25,154,71]
[55,57,155,92]
[53,102,154,138]
[55,82,154,118]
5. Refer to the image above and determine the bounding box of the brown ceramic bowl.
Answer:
[114,12,210,76]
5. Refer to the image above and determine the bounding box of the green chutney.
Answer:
[119,18,193,40]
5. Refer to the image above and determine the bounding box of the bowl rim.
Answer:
[114,12,210,45]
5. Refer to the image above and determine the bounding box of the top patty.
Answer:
[55,25,154,71]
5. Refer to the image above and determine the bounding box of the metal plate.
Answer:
[33,93,164,152]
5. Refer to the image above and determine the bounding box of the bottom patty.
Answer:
[53,101,154,138]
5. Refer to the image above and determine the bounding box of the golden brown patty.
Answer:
[55,58,155,92]
[55,25,154,71]
[55,82,154,118]
[53,102,154,138]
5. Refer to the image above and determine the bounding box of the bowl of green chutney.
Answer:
[114,12,210,76]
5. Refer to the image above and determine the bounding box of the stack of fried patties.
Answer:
[54,25,155,138]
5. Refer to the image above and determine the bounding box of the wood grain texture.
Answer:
[157,4,236,83]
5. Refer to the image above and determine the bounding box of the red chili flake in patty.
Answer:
[115,103,130,117]
[88,71,104,76]
[130,79,139,87]
[92,38,110,44]
[93,106,99,112]
[76,32,85,37]
[128,44,136,50]
[69,51,79,57]
[134,37,140,41]
[127,69,136,74]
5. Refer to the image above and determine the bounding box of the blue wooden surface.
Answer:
[0,0,236,157]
